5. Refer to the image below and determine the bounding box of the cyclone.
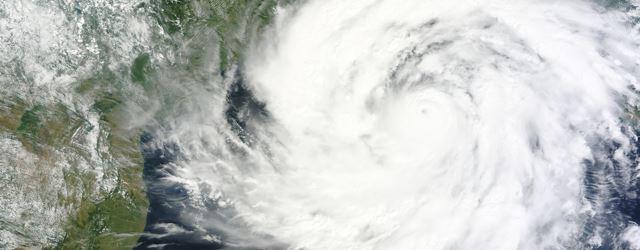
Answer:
[148,0,640,249]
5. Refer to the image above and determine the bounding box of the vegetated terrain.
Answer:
[0,0,285,248]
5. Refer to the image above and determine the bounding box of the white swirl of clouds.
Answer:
[168,0,640,249]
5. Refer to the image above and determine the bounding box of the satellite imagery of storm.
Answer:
[2,0,640,249]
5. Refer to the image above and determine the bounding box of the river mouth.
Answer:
[2,0,639,249]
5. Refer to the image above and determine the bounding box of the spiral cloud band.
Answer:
[152,0,640,249]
